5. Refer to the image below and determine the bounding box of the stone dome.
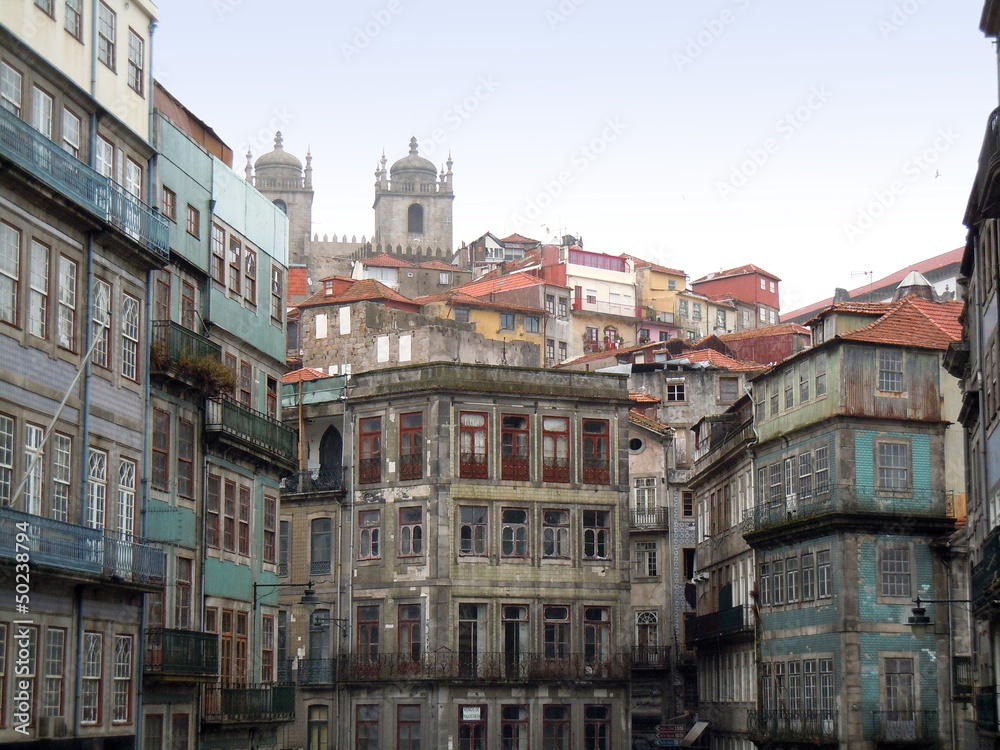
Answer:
[390,137,436,176]
[255,132,302,170]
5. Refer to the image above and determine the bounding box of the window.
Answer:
[121,293,139,380]
[801,552,815,600]
[799,366,811,403]
[884,657,915,723]
[543,509,570,558]
[761,278,767,290]
[399,412,423,480]
[878,442,908,491]
[97,2,116,69]
[228,237,242,295]
[0,63,21,116]
[243,247,257,303]
[586,289,597,304]
[558,297,568,317]
[582,419,610,484]
[181,282,196,331]
[692,302,702,320]
[52,433,70,521]
[682,490,695,518]
[545,295,555,314]
[358,509,381,560]
[394,604,422,661]
[881,546,911,598]
[558,340,567,361]
[584,705,610,750]
[772,559,785,605]
[454,307,470,323]
[260,615,274,682]
[798,452,813,499]
[0,223,18,326]
[817,550,832,598]
[759,307,766,321]
[544,606,570,659]
[585,607,611,665]
[356,704,380,750]
[259,493,276,564]
[309,705,329,750]
[116,457,136,541]
[235,611,248,680]
[42,627,64,718]
[28,244,49,338]
[112,634,132,723]
[127,30,144,94]
[65,0,83,40]
[186,205,200,238]
[91,278,111,368]
[95,136,114,178]
[206,474,220,548]
[23,423,42,516]
[719,377,739,402]
[814,446,830,494]
[544,705,570,750]
[770,380,779,416]
[683,548,696,580]
[398,705,421,750]
[784,369,794,410]
[279,520,289,576]
[666,382,685,402]
[637,541,658,577]
[459,412,488,479]
[501,705,529,750]
[501,508,528,557]
[160,187,177,222]
[458,705,486,750]
[540,416,570,483]
[583,510,611,560]
[393,507,423,558]
[459,506,487,556]
[57,256,77,350]
[31,85,53,138]
[679,299,688,317]
[878,350,903,392]
[310,518,332,575]
[151,409,169,490]
[500,414,530,481]
[211,224,225,283]
[633,477,656,514]
[525,315,540,332]
[81,632,102,724]
[786,556,799,602]
[357,606,380,659]
[173,557,193,629]
[85,448,107,531]
[769,310,776,324]
[271,266,284,324]
[359,416,382,484]
[500,312,515,330]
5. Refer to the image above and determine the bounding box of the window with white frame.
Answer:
[65,0,83,40]
[31,85,53,138]
[633,477,656,514]
[42,627,65,718]
[0,62,22,116]
[97,2,116,70]
[81,632,102,724]
[636,541,657,577]
[57,256,77,350]
[28,240,48,338]
[52,433,70,521]
[112,634,132,723]
[0,222,20,325]
[24,423,43,516]
[878,350,903,393]
[92,279,111,368]
[877,442,908,491]
[880,545,911,598]
[121,293,139,380]
[86,449,107,529]
[127,30,144,94]
[583,510,611,560]
[542,509,569,558]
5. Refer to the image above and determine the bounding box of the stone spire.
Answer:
[245,149,253,182]
[304,148,313,189]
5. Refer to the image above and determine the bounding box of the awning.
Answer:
[679,721,709,747]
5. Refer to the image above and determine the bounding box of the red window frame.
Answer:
[582,419,610,484]
[206,474,220,548]
[501,414,529,481]
[359,417,382,484]
[398,506,423,557]
[399,412,423,480]
[542,416,570,483]
[357,605,380,660]
[459,412,488,479]
[397,604,421,661]
[458,705,487,750]
[358,509,381,560]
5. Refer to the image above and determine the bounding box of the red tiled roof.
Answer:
[360,253,416,268]
[500,233,539,245]
[414,289,544,314]
[629,391,661,404]
[297,278,417,308]
[555,341,662,368]
[782,247,963,321]
[803,301,894,327]
[418,260,457,271]
[717,323,811,342]
[457,272,546,298]
[664,348,765,372]
[692,264,781,283]
[629,410,672,436]
[317,274,355,283]
[282,367,327,384]
[837,297,963,350]
[288,266,310,297]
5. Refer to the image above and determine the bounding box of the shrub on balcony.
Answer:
[177,354,237,396]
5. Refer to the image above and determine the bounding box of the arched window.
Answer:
[273,199,287,213]
[407,204,424,235]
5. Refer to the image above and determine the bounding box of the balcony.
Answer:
[204,396,296,469]
[742,485,952,541]
[459,452,488,479]
[0,105,169,260]
[399,453,423,480]
[631,508,669,531]
[151,320,223,377]
[582,457,610,484]
[969,107,1000,220]
[280,467,345,494]
[292,658,337,685]
[871,710,938,744]
[145,628,219,680]
[748,709,838,745]
[685,605,753,647]
[336,652,630,683]
[501,454,530,481]
[358,457,382,484]
[632,645,670,669]
[201,683,295,724]
[542,457,570,483]
[972,526,1000,611]
[0,506,164,586]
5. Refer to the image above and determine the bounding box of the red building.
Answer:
[691,264,781,327]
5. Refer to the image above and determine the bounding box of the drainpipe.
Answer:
[89,0,97,98]
[73,585,84,737]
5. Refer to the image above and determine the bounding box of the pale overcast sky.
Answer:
[154,0,998,313]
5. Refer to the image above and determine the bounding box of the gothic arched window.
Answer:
[273,199,287,214]
[408,204,424,235]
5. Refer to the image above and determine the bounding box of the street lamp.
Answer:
[252,580,315,609]
[907,596,970,638]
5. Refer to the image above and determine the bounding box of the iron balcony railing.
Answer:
[290,658,337,685]
[145,628,219,678]
[973,526,1000,609]
[972,106,1000,213]
[151,320,222,365]
[694,419,755,470]
[582,458,610,484]
[459,452,488,479]
[201,683,295,723]
[748,709,838,744]
[204,396,296,466]
[501,454,530,481]
[742,485,950,536]
[0,106,168,259]
[631,508,669,530]
[685,605,753,647]
[978,686,999,733]
[542,456,570,483]
[399,452,422,480]
[870,710,938,742]
[280,467,345,494]
[632,645,671,668]
[337,652,630,683]
[0,506,164,584]
[358,457,382,484]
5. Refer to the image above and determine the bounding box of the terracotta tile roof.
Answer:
[837,297,963,350]
[282,367,327,384]
[288,266,310,297]
[414,290,544,314]
[692,264,781,283]
[717,323,811,342]
[629,409,673,436]
[297,278,417,308]
[360,253,416,268]
[500,233,539,245]
[555,341,662,368]
[629,391,661,404]
[457,272,546,298]
[317,274,356,284]
[665,348,765,372]
[418,260,457,271]
[782,247,964,322]
[803,301,894,327]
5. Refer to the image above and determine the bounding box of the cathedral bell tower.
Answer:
[247,132,314,266]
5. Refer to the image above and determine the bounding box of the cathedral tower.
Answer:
[249,132,314,266]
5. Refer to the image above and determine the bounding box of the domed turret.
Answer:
[253,132,303,189]
[389,137,437,189]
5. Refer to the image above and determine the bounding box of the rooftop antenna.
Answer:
[850,269,874,302]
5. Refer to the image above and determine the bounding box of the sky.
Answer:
[153,0,999,314]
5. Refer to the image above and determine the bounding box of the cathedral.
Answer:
[246,133,455,281]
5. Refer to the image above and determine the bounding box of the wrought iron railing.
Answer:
[280,467,345,493]
[501,455,530,481]
[631,508,669,530]
[0,106,168,259]
[151,320,221,365]
[292,658,337,685]
[459,452,488,479]
[201,683,295,723]
[399,453,423,480]
[685,605,753,646]
[870,710,938,742]
[204,396,296,465]
[145,628,219,677]
[743,485,950,536]
[336,652,630,682]
[632,645,671,668]
[542,457,570,483]
[748,709,838,743]
[358,457,381,484]
[973,527,1000,609]
[103,530,166,585]
[582,458,610,484]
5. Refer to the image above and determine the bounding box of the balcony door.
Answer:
[884,657,916,740]
[459,604,483,678]
[502,606,528,678]
[319,426,342,488]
